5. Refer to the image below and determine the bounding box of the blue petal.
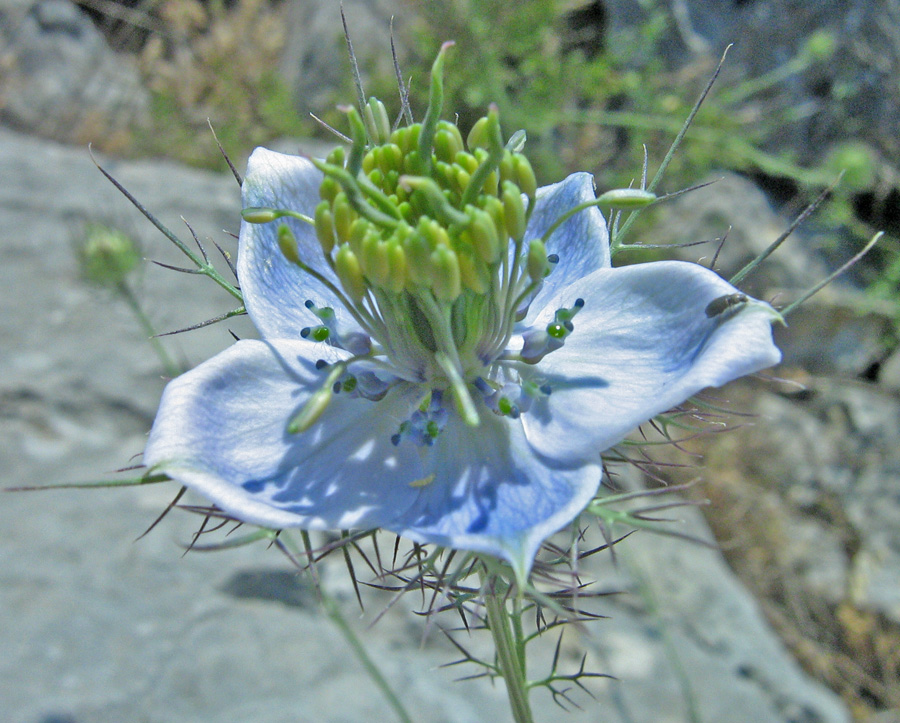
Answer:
[144,338,424,530]
[144,338,600,577]
[239,148,359,340]
[520,260,782,461]
[522,172,610,321]
[398,413,602,581]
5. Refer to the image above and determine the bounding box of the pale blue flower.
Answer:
[144,127,780,580]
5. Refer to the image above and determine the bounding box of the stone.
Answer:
[0,0,149,143]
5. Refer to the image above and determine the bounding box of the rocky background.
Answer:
[2,1,899,722]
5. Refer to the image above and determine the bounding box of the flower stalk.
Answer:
[482,572,534,723]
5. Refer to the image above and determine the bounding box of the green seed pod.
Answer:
[314,201,336,256]
[278,223,302,265]
[335,244,367,302]
[527,238,548,282]
[501,181,527,240]
[430,245,461,302]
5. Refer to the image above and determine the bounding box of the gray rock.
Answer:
[0,0,148,142]
[0,127,848,722]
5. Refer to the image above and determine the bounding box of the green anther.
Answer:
[362,150,377,175]
[460,105,505,209]
[405,232,433,286]
[312,159,400,230]
[419,217,452,250]
[319,176,340,203]
[466,116,489,150]
[455,151,478,174]
[498,397,513,416]
[348,217,368,255]
[312,326,330,342]
[481,195,507,242]
[547,322,568,339]
[364,97,391,145]
[344,106,368,176]
[434,129,457,164]
[287,363,346,434]
[402,150,424,176]
[527,238,548,282]
[361,234,390,288]
[468,207,500,264]
[335,244,367,302]
[277,223,301,265]
[425,420,440,438]
[341,376,358,393]
[457,247,489,294]
[430,245,461,302]
[326,146,345,167]
[332,195,353,243]
[501,180,527,240]
[513,155,537,203]
[314,201,336,256]
[385,240,408,294]
[454,167,472,196]
[241,207,280,224]
[596,188,657,209]
[418,41,454,175]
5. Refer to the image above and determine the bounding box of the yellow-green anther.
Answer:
[362,235,390,287]
[405,233,433,285]
[332,194,353,243]
[287,363,346,434]
[434,129,457,163]
[419,41,453,175]
[513,154,537,203]
[455,151,478,174]
[467,116,489,150]
[362,150,377,175]
[596,188,657,209]
[419,217,452,250]
[277,223,301,265]
[385,240,408,293]
[468,207,500,264]
[458,247,489,294]
[319,176,339,203]
[241,207,280,224]
[454,167,472,196]
[430,245,461,302]
[482,195,507,241]
[344,106,368,176]
[403,150,423,175]
[314,201,336,256]
[502,180,527,240]
[364,97,391,145]
[499,151,515,184]
[335,244,367,302]
[312,159,399,229]
[527,238,548,282]
[326,146,346,167]
[348,218,368,255]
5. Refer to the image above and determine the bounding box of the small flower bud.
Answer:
[78,223,140,287]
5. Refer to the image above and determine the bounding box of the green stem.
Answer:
[321,593,413,723]
[482,574,534,723]
[117,281,181,378]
